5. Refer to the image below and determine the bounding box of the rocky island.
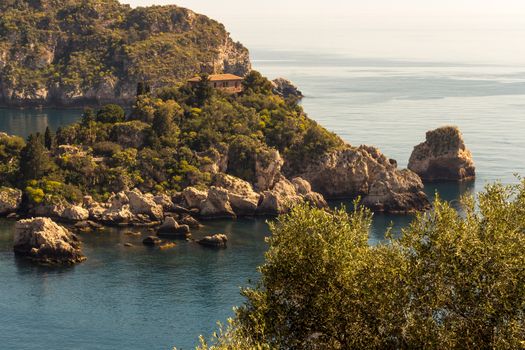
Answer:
[409,126,475,182]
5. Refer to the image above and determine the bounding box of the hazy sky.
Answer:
[123,1,525,64]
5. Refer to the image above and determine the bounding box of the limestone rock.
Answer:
[200,187,236,219]
[182,187,208,209]
[255,149,284,191]
[257,178,304,215]
[179,214,202,229]
[143,236,163,246]
[13,218,86,265]
[0,187,22,216]
[61,205,89,222]
[157,217,191,238]
[213,173,260,216]
[153,194,175,211]
[125,189,164,221]
[296,145,430,213]
[197,234,228,248]
[408,126,475,182]
[291,177,312,195]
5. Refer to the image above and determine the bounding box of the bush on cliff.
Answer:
[199,182,525,349]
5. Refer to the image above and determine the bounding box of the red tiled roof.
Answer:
[188,74,243,82]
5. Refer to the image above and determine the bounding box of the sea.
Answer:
[1,49,525,349]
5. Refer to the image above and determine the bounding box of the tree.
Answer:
[136,81,151,97]
[242,71,274,95]
[19,133,56,182]
[193,74,214,106]
[44,126,54,150]
[152,100,182,137]
[96,104,126,124]
[200,182,525,349]
[81,107,96,126]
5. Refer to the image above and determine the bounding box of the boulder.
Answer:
[178,214,202,229]
[197,234,228,248]
[272,78,304,99]
[213,173,260,216]
[157,217,191,238]
[408,126,475,182]
[74,220,103,232]
[291,177,312,195]
[0,187,22,216]
[61,205,89,222]
[296,145,430,213]
[13,217,86,265]
[257,178,304,215]
[125,189,164,221]
[182,187,208,208]
[143,236,163,246]
[101,205,134,224]
[153,194,175,211]
[200,187,236,219]
[255,149,284,191]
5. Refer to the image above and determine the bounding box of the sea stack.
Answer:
[13,218,86,265]
[408,126,475,182]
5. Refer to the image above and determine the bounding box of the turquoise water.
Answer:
[1,50,524,349]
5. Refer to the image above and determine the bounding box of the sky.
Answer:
[123,0,525,64]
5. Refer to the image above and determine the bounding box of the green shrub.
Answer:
[96,104,125,124]
[201,182,525,349]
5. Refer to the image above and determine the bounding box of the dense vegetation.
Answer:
[0,71,342,206]
[0,0,250,105]
[198,182,525,349]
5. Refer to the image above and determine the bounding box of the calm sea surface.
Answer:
[1,50,525,349]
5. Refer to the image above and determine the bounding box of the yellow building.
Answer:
[188,74,243,93]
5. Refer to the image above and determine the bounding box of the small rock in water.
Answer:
[159,242,177,250]
[143,236,162,246]
[157,217,191,238]
[178,214,202,229]
[197,234,228,248]
[124,243,134,247]
[124,231,141,236]
[6,213,19,220]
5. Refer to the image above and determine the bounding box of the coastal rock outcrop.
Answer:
[255,149,284,191]
[197,234,228,248]
[408,126,475,182]
[182,187,208,209]
[0,187,22,216]
[257,177,327,215]
[200,187,237,219]
[213,174,260,216]
[100,189,163,224]
[296,145,430,213]
[13,218,86,265]
[157,217,191,238]
[272,78,304,99]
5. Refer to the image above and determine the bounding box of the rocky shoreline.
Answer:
[1,125,475,265]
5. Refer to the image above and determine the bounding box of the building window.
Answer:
[214,82,217,88]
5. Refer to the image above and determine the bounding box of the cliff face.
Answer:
[0,0,251,106]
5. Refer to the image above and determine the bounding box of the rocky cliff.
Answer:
[294,145,430,213]
[0,0,251,106]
